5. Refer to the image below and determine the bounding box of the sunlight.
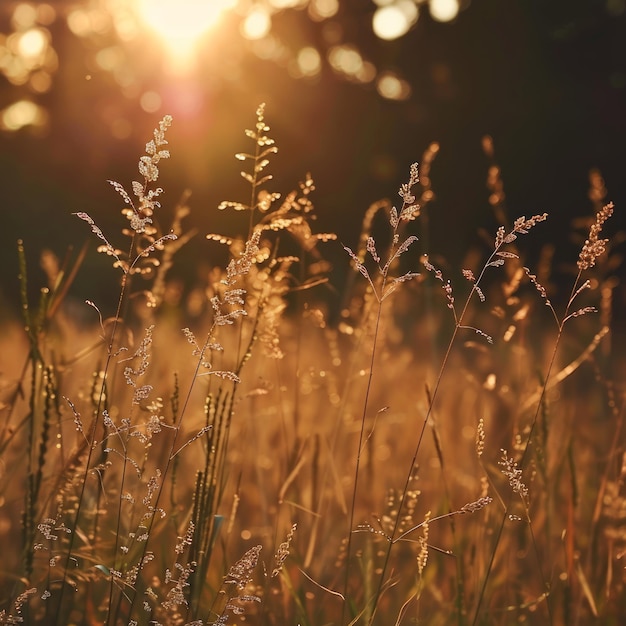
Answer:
[135,0,236,66]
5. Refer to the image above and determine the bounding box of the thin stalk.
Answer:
[471,265,591,625]
[127,265,257,620]
[302,291,378,571]
[106,419,133,626]
[341,290,386,624]
[124,319,220,618]
[58,234,135,616]
[341,176,422,622]
[368,216,548,625]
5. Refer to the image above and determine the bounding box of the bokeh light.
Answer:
[376,71,411,100]
[140,90,163,113]
[0,0,472,135]
[295,46,322,77]
[241,7,272,40]
[17,28,47,58]
[372,1,419,41]
[0,3,57,99]
[0,99,47,131]
[308,0,339,20]
[66,5,111,38]
[328,45,375,83]
[11,3,38,28]
[429,0,460,23]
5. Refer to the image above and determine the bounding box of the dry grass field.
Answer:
[0,107,623,626]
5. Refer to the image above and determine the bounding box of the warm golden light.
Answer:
[328,45,375,83]
[241,7,271,40]
[140,90,162,113]
[376,71,411,100]
[17,28,47,59]
[308,0,339,20]
[135,0,236,64]
[430,0,459,22]
[296,46,321,76]
[1,99,47,131]
[372,1,419,41]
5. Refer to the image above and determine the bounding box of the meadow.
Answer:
[0,106,623,626]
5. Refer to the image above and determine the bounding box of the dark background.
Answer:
[1,0,625,327]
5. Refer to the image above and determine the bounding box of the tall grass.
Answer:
[0,106,622,626]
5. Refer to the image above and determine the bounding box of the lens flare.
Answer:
[135,0,236,66]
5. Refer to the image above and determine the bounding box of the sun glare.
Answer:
[135,0,236,66]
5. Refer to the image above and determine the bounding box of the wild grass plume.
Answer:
[0,106,623,626]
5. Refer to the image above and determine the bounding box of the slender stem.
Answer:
[125,320,219,618]
[106,422,132,626]
[367,231,530,625]
[367,321,460,626]
[57,234,135,615]
[342,291,385,625]
[472,270,586,625]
